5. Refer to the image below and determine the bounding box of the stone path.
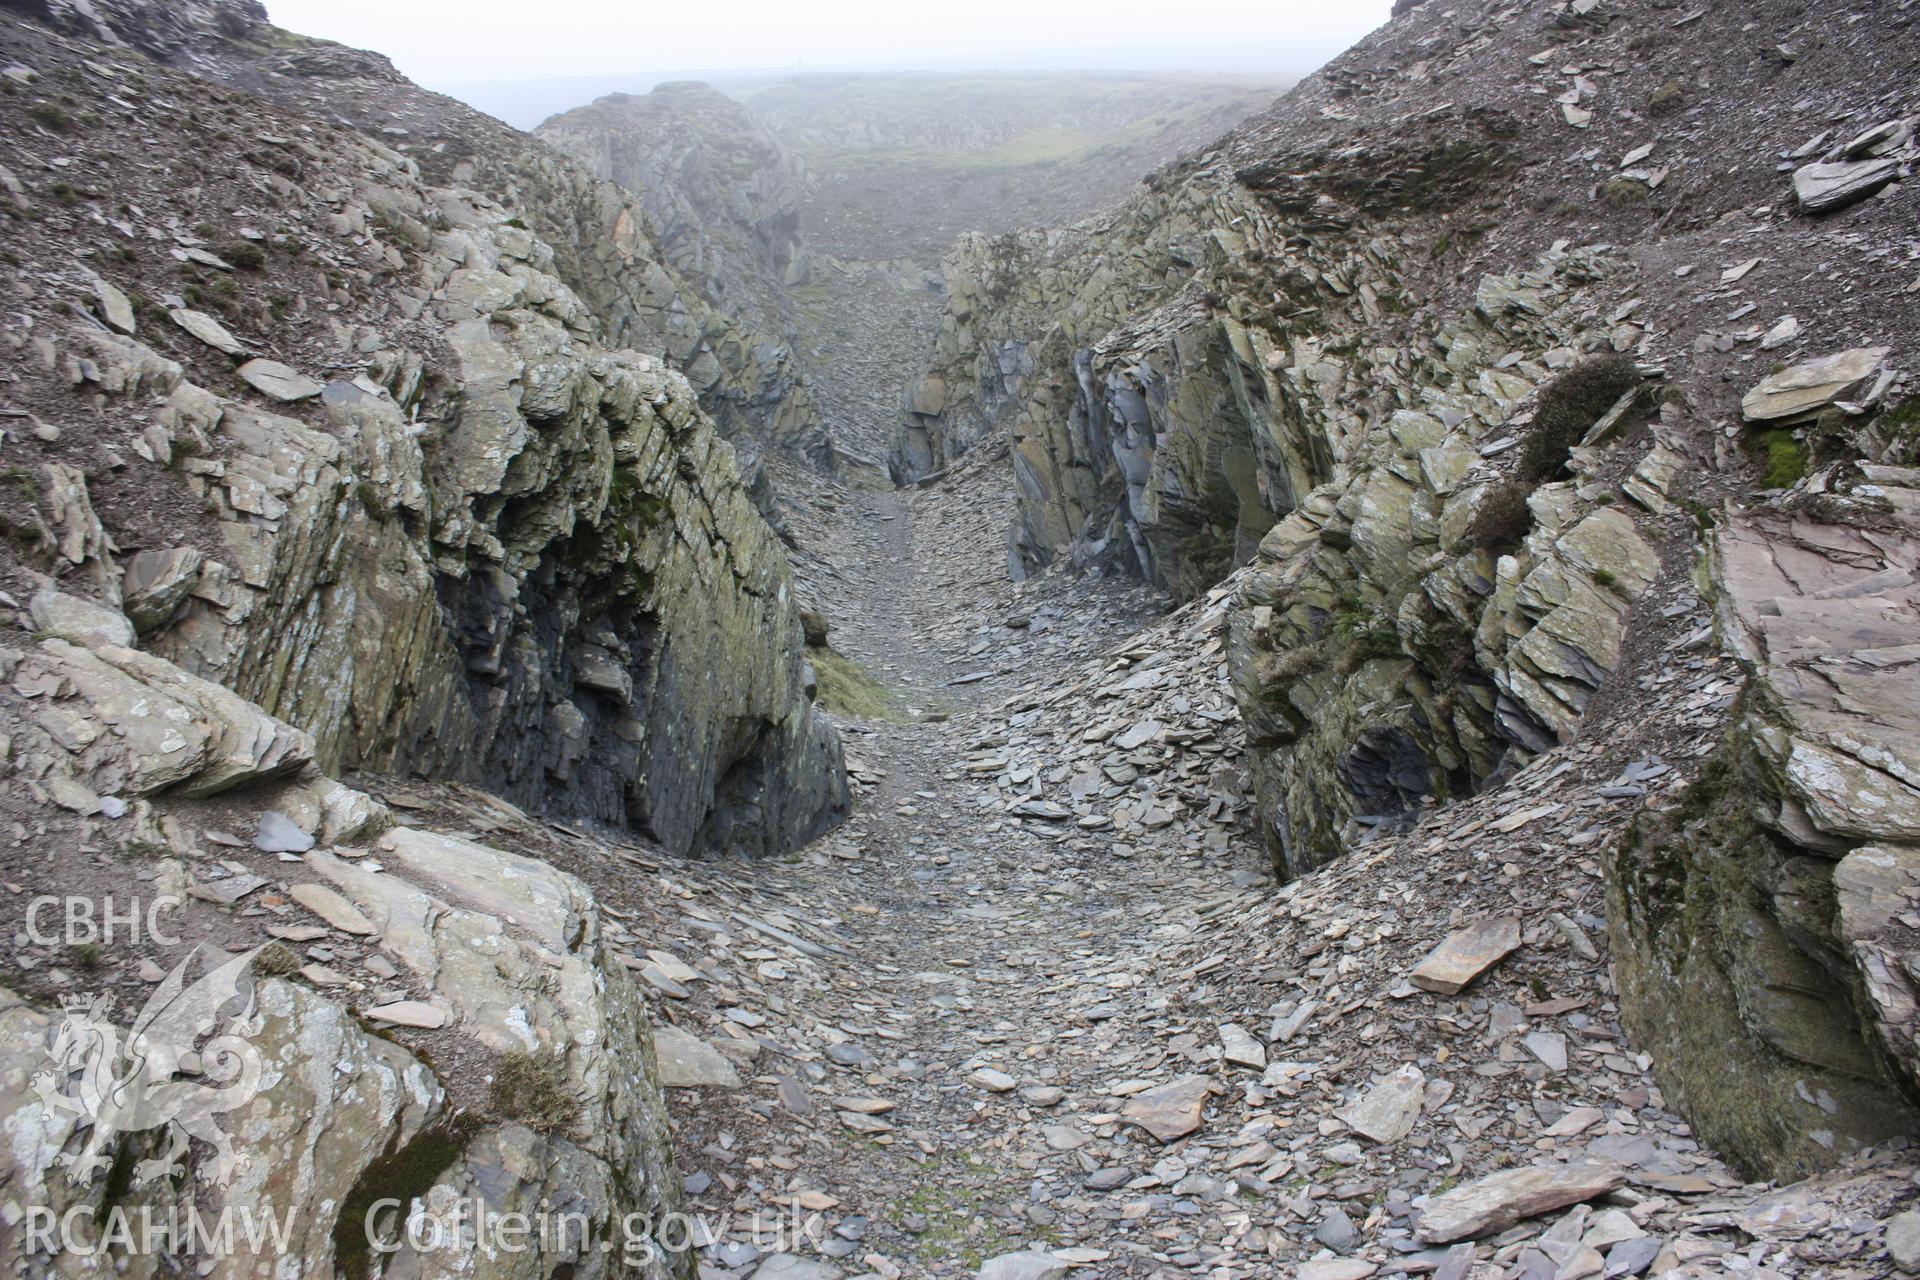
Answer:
[585,455,1915,1278]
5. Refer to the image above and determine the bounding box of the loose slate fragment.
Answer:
[88,272,135,334]
[187,874,267,905]
[970,1067,1017,1092]
[1740,346,1888,421]
[1418,1161,1625,1242]
[1410,917,1522,994]
[977,1252,1069,1280]
[364,1000,448,1029]
[1218,1022,1267,1069]
[1119,1075,1211,1143]
[838,1110,894,1133]
[254,810,315,854]
[169,307,246,356]
[652,1025,742,1088]
[1792,157,1899,215]
[287,882,376,935]
[238,358,324,402]
[1296,1263,1377,1280]
[1337,1064,1426,1143]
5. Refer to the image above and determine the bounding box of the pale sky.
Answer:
[262,1,1392,98]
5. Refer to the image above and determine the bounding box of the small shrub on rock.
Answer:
[1600,177,1650,209]
[1648,78,1687,115]
[1518,354,1642,482]
[1259,642,1330,685]
[28,102,74,132]
[223,239,267,271]
[253,941,302,977]
[1419,612,1481,678]
[1467,480,1536,557]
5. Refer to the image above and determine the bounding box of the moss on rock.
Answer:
[1607,735,1920,1180]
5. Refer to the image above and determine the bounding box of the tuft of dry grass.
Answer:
[489,1050,578,1133]
[811,646,908,722]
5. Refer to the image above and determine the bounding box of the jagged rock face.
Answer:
[528,87,831,468]
[0,3,850,1264]
[538,84,807,305]
[84,217,845,857]
[1223,245,1670,877]
[154,15,834,471]
[0,5,848,857]
[905,159,1675,881]
[456,142,832,471]
[0,601,694,1273]
[1608,488,1920,1180]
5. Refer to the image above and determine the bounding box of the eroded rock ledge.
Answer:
[0,635,690,1275]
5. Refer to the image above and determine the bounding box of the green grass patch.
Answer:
[885,1153,1025,1268]
[1756,429,1807,489]
[811,646,906,722]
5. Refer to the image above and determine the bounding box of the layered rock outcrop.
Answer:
[901,102,1676,883]
[10,2,835,474]
[538,83,807,305]
[532,83,831,466]
[0,1,847,858]
[1227,248,1673,877]
[136,1,834,470]
[457,139,830,474]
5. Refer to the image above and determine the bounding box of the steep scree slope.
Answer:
[147,0,838,469]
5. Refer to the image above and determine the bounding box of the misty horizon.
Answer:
[448,62,1308,133]
[261,0,1391,128]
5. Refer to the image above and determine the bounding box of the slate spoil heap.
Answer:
[3,0,1920,1279]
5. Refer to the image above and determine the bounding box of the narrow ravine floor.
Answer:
[533,455,1912,1279]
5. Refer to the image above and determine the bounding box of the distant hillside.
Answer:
[733,71,1286,260]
